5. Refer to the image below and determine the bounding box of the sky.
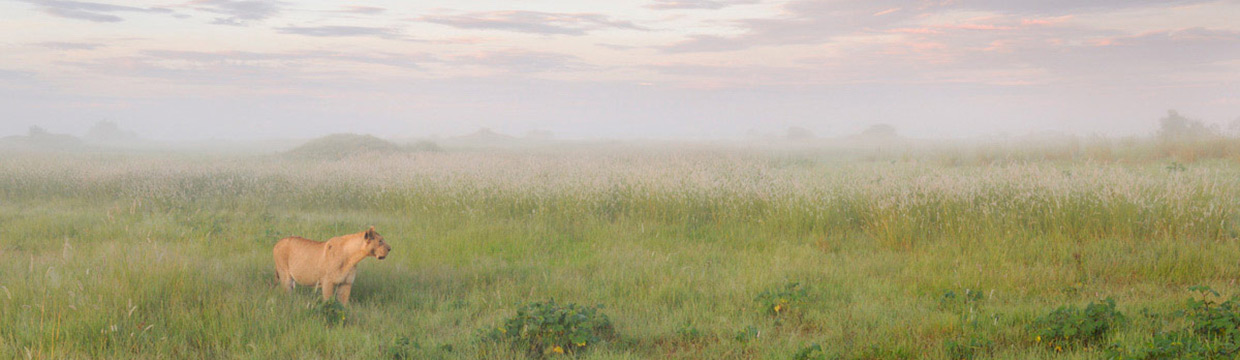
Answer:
[1,0,1238,140]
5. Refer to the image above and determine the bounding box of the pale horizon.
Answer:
[2,0,1238,141]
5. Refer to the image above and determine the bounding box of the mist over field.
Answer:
[4,1,1240,359]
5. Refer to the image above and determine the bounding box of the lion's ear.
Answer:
[364,226,377,240]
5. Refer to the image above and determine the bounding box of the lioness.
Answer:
[273,226,391,305]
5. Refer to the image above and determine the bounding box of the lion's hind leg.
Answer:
[275,267,295,293]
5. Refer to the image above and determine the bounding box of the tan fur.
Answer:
[273,226,391,305]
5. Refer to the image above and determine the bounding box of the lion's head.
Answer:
[364,226,391,260]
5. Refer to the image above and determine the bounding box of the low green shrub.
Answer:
[1112,286,1240,359]
[483,299,615,357]
[756,282,809,317]
[314,300,347,326]
[1030,298,1124,350]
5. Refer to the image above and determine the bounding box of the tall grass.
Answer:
[1,144,1238,359]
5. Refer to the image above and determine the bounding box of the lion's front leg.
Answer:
[321,281,337,302]
[337,283,353,305]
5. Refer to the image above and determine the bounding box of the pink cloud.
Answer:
[1020,15,1072,26]
[1090,38,1115,47]
[888,27,941,34]
[936,23,1015,31]
[872,7,901,16]
[984,40,1011,52]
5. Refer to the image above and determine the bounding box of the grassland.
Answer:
[2,142,1239,359]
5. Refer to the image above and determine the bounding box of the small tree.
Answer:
[1157,110,1214,142]
[859,124,898,139]
[85,120,140,143]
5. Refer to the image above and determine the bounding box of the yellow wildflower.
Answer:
[552,346,564,354]
[577,342,586,347]
[1035,336,1041,343]
[1055,345,1062,352]
[774,304,783,313]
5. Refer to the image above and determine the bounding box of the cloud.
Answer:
[34,41,105,50]
[957,0,1213,15]
[658,0,1227,53]
[451,50,590,73]
[646,0,759,10]
[1008,28,1240,78]
[139,49,429,70]
[419,11,646,36]
[338,5,385,15]
[662,35,753,53]
[276,25,403,39]
[661,0,921,53]
[17,0,172,22]
[187,0,283,26]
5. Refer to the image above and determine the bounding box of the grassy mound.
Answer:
[285,133,406,160]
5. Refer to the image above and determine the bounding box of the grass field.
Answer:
[2,142,1240,359]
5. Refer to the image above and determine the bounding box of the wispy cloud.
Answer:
[646,0,759,10]
[419,11,646,36]
[659,0,1225,53]
[188,0,283,26]
[956,0,1213,15]
[337,5,385,15]
[141,49,429,70]
[34,41,105,50]
[17,0,172,22]
[276,25,404,39]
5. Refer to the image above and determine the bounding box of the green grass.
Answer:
[1,144,1239,359]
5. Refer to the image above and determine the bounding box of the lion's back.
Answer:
[274,237,324,264]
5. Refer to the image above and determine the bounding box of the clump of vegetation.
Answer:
[792,343,840,360]
[1112,286,1240,359]
[939,288,994,359]
[733,325,760,343]
[756,282,809,317]
[285,133,406,160]
[384,336,451,360]
[385,336,419,359]
[1030,298,1124,351]
[939,289,985,311]
[945,334,992,360]
[676,323,703,341]
[314,300,347,326]
[483,299,615,357]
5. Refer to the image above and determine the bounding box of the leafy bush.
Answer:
[1030,298,1124,350]
[314,300,347,326]
[1113,286,1240,359]
[756,282,809,317]
[1181,286,1240,339]
[483,299,615,357]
